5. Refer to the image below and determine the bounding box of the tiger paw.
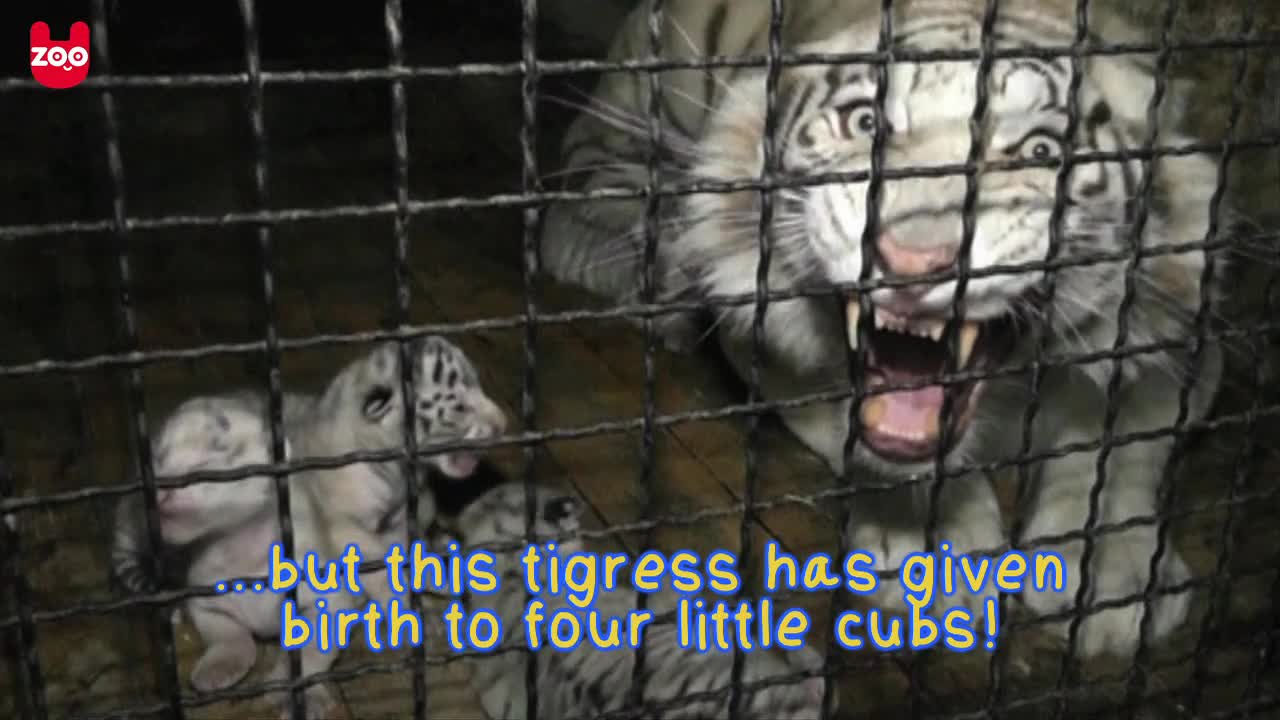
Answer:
[847,509,1004,620]
[190,644,256,693]
[1018,530,1192,660]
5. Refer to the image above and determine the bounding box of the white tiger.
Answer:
[108,390,311,596]
[110,337,507,719]
[453,481,828,719]
[540,0,1228,660]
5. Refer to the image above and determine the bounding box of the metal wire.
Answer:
[3,2,1278,719]
[987,0,1092,715]
[5,229,1277,384]
[0,423,44,720]
[1183,8,1265,711]
[5,317,1280,525]
[0,34,1274,93]
[233,1,307,717]
[822,0,898,717]
[7,136,1280,244]
[519,2,542,719]
[625,0,665,712]
[1051,0,1181,715]
[1128,1,1259,713]
[1239,93,1280,713]
[382,1,431,718]
[726,0,785,716]
[90,1,185,717]
[914,0,1001,713]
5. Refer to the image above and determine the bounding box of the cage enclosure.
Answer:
[3,1,1280,719]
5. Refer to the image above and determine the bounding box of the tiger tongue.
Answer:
[440,452,480,479]
[860,383,944,448]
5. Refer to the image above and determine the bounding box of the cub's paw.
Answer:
[1018,532,1192,660]
[190,644,256,693]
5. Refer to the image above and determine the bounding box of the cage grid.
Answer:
[90,2,187,720]
[518,1,544,718]
[3,0,1280,719]
[622,0,666,713]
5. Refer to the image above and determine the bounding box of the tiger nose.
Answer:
[876,232,958,278]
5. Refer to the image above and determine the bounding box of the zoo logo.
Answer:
[30,21,90,89]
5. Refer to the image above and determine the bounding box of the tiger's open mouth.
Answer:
[845,298,1017,463]
[437,452,480,479]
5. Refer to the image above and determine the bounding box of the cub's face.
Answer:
[353,338,508,479]
[151,397,279,546]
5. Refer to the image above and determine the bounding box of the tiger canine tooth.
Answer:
[926,321,945,341]
[958,321,979,366]
[846,299,861,350]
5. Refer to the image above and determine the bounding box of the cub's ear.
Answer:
[541,494,584,529]
[362,385,395,421]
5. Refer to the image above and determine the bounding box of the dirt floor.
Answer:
[3,2,1280,719]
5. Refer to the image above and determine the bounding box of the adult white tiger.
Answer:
[541,0,1227,660]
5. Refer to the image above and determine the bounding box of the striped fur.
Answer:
[456,482,827,720]
[108,337,506,719]
[542,0,1229,661]
[110,336,506,595]
[108,393,297,597]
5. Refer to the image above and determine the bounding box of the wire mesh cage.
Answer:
[3,0,1280,719]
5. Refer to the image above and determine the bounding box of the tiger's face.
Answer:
[683,8,1217,474]
[789,26,1111,469]
[151,397,281,546]
[342,337,509,479]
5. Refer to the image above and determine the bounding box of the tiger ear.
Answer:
[542,495,584,529]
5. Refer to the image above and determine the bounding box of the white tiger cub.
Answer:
[109,337,507,719]
[111,337,506,595]
[107,394,313,706]
[269,337,508,612]
[109,391,313,596]
[540,0,1228,659]
[454,482,828,720]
